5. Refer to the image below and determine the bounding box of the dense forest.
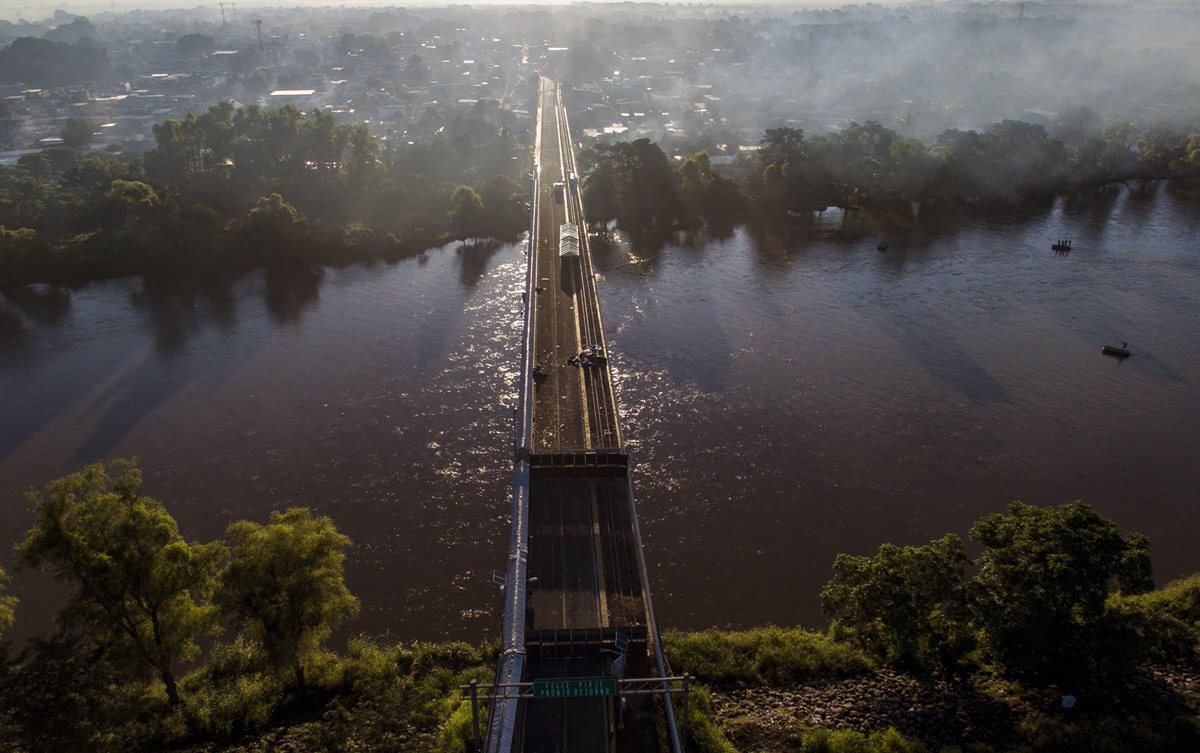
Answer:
[0,99,529,287]
[0,459,1197,753]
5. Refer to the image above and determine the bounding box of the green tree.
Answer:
[61,117,93,148]
[244,192,310,260]
[146,114,201,188]
[969,501,1153,685]
[0,565,15,638]
[1136,124,1185,177]
[219,507,359,689]
[175,33,216,57]
[107,179,160,212]
[0,634,145,752]
[479,174,526,239]
[447,185,486,241]
[822,534,971,673]
[1180,132,1200,177]
[15,459,224,705]
[760,127,806,169]
[678,151,746,225]
[579,139,681,229]
[0,226,54,285]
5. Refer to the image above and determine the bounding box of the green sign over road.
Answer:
[532,678,617,698]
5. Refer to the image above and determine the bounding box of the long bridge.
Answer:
[479,78,684,753]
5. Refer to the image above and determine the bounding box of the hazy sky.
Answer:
[1,0,922,25]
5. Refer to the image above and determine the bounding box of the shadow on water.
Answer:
[59,274,245,465]
[67,267,326,465]
[746,209,880,260]
[897,328,1012,404]
[1,284,76,387]
[456,239,505,288]
[1110,180,1165,235]
[131,271,239,355]
[263,264,324,326]
[0,304,23,353]
[416,239,519,370]
[3,284,73,325]
[1164,182,1200,232]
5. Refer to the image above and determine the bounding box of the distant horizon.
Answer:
[0,0,962,28]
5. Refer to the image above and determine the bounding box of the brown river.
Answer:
[2,181,1198,643]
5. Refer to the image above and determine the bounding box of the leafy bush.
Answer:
[676,684,737,753]
[822,534,973,674]
[664,626,871,687]
[969,501,1154,685]
[180,638,285,739]
[1108,574,1200,663]
[437,699,483,753]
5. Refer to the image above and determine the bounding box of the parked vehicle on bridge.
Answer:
[568,172,578,197]
[552,181,565,203]
[560,223,580,258]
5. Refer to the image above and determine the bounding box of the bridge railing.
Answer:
[485,97,541,753]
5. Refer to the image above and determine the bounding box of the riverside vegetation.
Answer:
[0,99,531,288]
[579,116,1200,240]
[1,461,1197,752]
[3,99,1199,289]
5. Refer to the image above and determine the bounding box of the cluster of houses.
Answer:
[0,15,535,166]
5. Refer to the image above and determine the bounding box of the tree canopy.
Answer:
[970,501,1153,685]
[60,117,94,149]
[0,37,109,86]
[15,459,224,705]
[823,500,1157,685]
[822,533,971,673]
[0,101,529,287]
[219,507,359,688]
[0,566,15,639]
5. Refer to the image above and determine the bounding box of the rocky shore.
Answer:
[710,664,1200,751]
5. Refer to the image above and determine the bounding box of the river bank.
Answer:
[709,663,1200,753]
[7,629,1189,753]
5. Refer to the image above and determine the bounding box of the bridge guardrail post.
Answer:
[470,679,482,753]
[681,673,690,752]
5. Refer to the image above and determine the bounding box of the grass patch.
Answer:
[801,727,928,753]
[664,626,872,687]
[1109,574,1200,663]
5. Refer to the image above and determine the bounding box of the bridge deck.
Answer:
[503,77,668,753]
[528,477,645,631]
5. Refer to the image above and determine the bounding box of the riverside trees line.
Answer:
[1,459,1198,752]
[5,105,1198,289]
[0,101,528,288]
[579,117,1200,234]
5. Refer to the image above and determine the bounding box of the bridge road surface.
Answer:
[514,78,661,753]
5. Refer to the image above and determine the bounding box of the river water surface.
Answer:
[2,182,1198,643]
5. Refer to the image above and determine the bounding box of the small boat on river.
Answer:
[1052,239,1072,252]
[1102,342,1130,359]
[877,241,889,252]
